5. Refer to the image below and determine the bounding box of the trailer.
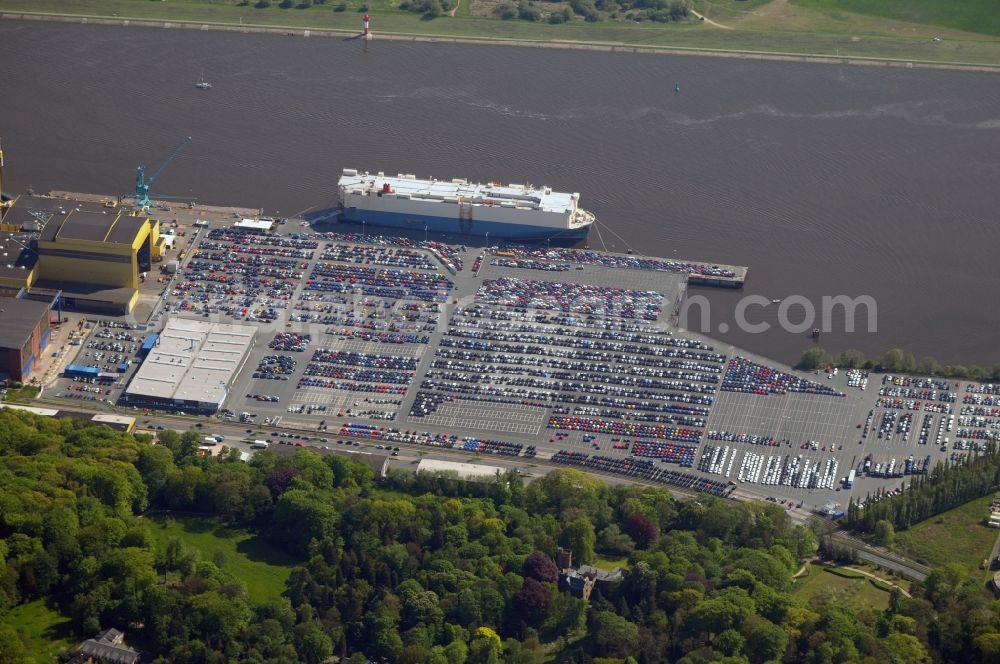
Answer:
[844,469,855,489]
[65,364,100,379]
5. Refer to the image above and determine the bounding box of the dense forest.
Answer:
[1,409,1000,663]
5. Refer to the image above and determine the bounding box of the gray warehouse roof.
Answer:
[125,318,255,408]
[0,296,50,350]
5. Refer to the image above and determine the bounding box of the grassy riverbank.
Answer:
[2,0,1000,67]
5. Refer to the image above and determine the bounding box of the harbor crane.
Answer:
[134,136,192,208]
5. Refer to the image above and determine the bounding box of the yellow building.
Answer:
[36,206,163,289]
[0,195,164,313]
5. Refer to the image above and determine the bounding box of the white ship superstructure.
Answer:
[337,169,595,240]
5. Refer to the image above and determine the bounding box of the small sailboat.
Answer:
[195,72,212,90]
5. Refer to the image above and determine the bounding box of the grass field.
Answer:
[890,493,1000,575]
[2,0,1000,66]
[592,554,629,571]
[3,599,77,664]
[2,385,41,402]
[147,514,300,604]
[791,563,892,611]
[792,0,1000,38]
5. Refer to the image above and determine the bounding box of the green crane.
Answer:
[134,136,192,208]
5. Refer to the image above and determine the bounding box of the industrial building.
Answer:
[0,194,165,313]
[416,458,505,480]
[122,318,256,413]
[0,295,55,381]
[0,141,178,313]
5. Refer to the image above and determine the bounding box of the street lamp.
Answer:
[424,225,428,244]
[362,220,366,238]
[485,231,489,247]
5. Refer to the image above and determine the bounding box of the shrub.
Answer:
[517,1,542,21]
[495,2,517,19]
[255,0,272,8]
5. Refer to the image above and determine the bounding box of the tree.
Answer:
[882,631,930,663]
[514,578,552,627]
[494,2,517,19]
[873,520,895,546]
[516,1,542,21]
[797,347,829,371]
[468,626,502,664]
[522,551,559,582]
[560,518,596,565]
[0,623,25,663]
[592,611,638,658]
[742,615,788,663]
[597,524,635,556]
[713,628,745,657]
[270,489,339,555]
[624,512,658,548]
[835,349,866,368]
[917,356,942,376]
[295,623,333,664]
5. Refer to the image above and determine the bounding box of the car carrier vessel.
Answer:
[337,169,595,241]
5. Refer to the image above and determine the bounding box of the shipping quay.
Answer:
[6,190,997,521]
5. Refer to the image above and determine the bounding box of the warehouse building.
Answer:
[0,295,55,381]
[0,194,166,313]
[0,232,38,297]
[121,318,256,413]
[416,458,505,480]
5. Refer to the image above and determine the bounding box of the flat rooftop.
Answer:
[416,458,505,479]
[0,232,39,281]
[0,296,49,349]
[30,281,136,305]
[340,168,580,214]
[125,318,255,406]
[39,208,150,245]
[1,194,107,230]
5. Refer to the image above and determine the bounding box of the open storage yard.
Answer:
[38,204,1000,510]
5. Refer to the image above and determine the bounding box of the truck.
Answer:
[844,469,855,489]
[250,440,269,450]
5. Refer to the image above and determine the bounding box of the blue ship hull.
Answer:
[337,208,591,242]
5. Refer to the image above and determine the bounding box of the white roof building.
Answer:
[123,318,256,412]
[235,218,274,231]
[417,458,505,480]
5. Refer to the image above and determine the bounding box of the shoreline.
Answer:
[3,10,1000,73]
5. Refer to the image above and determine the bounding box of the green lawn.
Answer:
[791,563,891,611]
[3,599,78,664]
[592,554,629,571]
[793,0,1000,38]
[890,492,1000,575]
[147,515,300,604]
[3,385,41,402]
[2,0,1000,66]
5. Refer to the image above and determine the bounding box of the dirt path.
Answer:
[449,0,459,17]
[690,9,733,30]
[792,557,817,579]
[841,566,912,597]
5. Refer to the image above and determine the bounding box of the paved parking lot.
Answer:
[37,214,1000,507]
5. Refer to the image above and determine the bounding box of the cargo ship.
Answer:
[336,169,595,241]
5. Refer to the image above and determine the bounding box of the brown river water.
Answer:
[2,21,999,367]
